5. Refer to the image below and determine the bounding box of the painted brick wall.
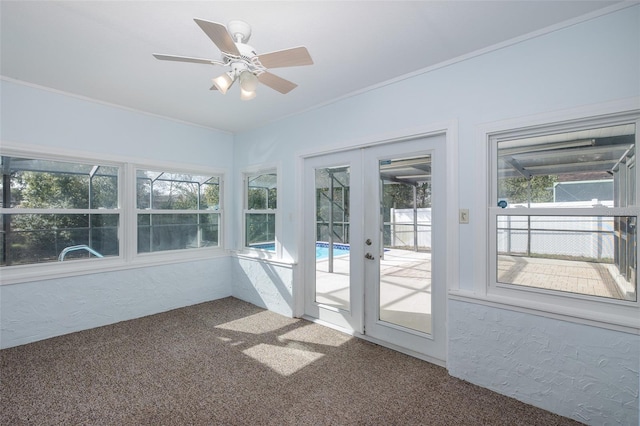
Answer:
[232,257,294,317]
[0,258,233,349]
[447,299,639,425]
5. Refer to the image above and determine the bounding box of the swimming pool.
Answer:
[250,242,350,260]
[315,242,350,260]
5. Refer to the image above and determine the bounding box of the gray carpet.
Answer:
[1,297,582,425]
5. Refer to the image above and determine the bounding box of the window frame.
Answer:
[485,110,640,330]
[0,147,125,282]
[242,166,280,258]
[134,166,223,257]
[0,143,227,285]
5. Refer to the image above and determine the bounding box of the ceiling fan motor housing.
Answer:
[236,43,257,61]
[226,43,260,78]
[227,20,252,43]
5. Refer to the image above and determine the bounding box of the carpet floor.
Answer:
[1,297,582,425]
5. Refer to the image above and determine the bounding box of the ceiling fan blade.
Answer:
[153,54,218,65]
[194,18,240,56]
[258,72,298,94]
[258,46,313,69]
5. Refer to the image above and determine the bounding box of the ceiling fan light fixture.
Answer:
[240,87,257,101]
[212,71,234,94]
[239,70,259,92]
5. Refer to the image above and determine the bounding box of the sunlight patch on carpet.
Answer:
[242,343,324,376]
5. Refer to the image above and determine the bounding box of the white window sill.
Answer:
[448,289,640,335]
[0,247,229,285]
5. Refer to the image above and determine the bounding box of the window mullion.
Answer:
[123,163,135,262]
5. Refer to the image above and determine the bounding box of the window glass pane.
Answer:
[2,156,118,210]
[247,173,277,210]
[1,213,119,266]
[136,177,151,209]
[17,171,91,209]
[245,172,276,250]
[137,213,219,253]
[1,156,120,267]
[497,215,636,301]
[201,180,220,210]
[497,124,635,208]
[91,173,118,209]
[152,179,199,210]
[136,170,220,211]
[245,213,275,248]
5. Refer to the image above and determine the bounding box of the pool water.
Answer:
[250,242,350,259]
[316,244,350,260]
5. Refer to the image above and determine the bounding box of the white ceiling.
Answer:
[0,1,628,133]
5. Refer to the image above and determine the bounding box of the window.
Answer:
[244,171,277,251]
[136,170,221,253]
[0,147,226,281]
[490,119,638,303]
[1,156,120,266]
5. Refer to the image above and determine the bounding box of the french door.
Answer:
[303,135,447,362]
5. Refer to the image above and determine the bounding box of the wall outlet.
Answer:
[459,208,469,224]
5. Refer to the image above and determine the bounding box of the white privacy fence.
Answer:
[390,202,621,261]
[497,215,615,260]
[497,201,616,261]
[387,208,432,250]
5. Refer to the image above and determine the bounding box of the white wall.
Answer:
[1,258,232,348]
[232,257,294,317]
[448,300,639,425]
[0,79,234,166]
[0,79,236,349]
[232,6,640,425]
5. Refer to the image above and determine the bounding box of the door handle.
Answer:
[365,253,375,260]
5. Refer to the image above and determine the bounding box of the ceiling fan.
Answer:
[153,19,313,100]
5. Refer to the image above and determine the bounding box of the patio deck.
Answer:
[314,249,635,332]
[498,255,634,301]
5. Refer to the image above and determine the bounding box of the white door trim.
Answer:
[296,123,459,365]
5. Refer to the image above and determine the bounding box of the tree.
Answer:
[383,181,430,209]
[498,175,557,204]
[6,169,118,265]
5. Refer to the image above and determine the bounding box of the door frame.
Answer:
[294,124,459,366]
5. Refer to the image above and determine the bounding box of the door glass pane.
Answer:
[379,156,432,334]
[315,166,350,310]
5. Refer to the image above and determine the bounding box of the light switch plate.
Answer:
[459,208,469,224]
